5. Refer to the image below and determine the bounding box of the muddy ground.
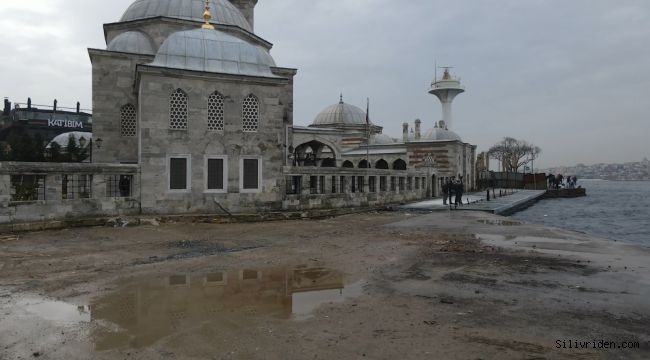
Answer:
[0,210,649,360]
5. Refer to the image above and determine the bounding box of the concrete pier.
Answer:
[401,189,547,215]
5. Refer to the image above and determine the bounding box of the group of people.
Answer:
[547,174,578,190]
[442,177,465,209]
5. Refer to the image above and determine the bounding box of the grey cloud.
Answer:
[1,0,648,167]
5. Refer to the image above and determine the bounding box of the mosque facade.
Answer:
[0,0,476,224]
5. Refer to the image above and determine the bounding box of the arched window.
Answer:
[342,160,354,168]
[393,159,407,171]
[170,89,188,130]
[207,92,224,131]
[358,160,370,169]
[242,94,259,132]
[120,104,137,137]
[375,159,389,169]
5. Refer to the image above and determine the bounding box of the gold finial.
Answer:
[202,0,215,29]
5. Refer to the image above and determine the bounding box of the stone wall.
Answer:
[135,66,294,215]
[89,50,154,163]
[0,162,430,226]
[0,162,140,224]
[281,167,429,210]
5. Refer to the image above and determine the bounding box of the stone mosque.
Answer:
[0,0,477,223]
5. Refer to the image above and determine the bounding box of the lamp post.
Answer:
[94,138,103,164]
[423,154,435,198]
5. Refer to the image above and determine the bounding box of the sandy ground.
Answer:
[0,210,649,360]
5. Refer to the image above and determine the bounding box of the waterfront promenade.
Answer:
[401,189,547,215]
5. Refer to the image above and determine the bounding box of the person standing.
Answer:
[447,178,455,210]
[457,179,465,207]
[442,180,449,205]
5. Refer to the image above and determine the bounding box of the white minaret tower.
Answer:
[429,67,465,130]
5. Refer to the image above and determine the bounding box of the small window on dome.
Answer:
[120,104,137,137]
[207,92,224,131]
[170,89,188,130]
[242,94,259,132]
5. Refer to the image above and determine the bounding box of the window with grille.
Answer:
[10,175,46,202]
[120,104,137,137]
[169,156,190,191]
[106,175,133,198]
[62,174,92,200]
[340,176,347,193]
[206,156,227,192]
[286,176,302,195]
[309,176,318,194]
[242,94,259,132]
[369,176,376,193]
[357,176,365,193]
[170,89,188,130]
[407,177,413,191]
[380,176,387,192]
[390,177,397,192]
[415,177,420,190]
[241,158,261,192]
[331,176,337,193]
[399,177,406,191]
[207,92,224,131]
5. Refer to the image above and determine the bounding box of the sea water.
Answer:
[512,180,650,246]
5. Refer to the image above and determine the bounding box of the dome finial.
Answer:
[202,0,215,29]
[339,93,344,104]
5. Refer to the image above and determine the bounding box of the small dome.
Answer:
[151,29,277,77]
[312,98,372,127]
[121,0,252,33]
[46,132,92,149]
[107,31,155,55]
[370,134,397,145]
[416,127,462,142]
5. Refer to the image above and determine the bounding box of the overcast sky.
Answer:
[1,0,649,168]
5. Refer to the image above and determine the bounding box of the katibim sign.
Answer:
[26,119,87,130]
[47,119,85,129]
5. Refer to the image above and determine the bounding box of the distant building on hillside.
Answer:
[1,98,92,145]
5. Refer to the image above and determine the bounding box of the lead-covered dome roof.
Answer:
[107,31,155,55]
[121,0,252,33]
[410,127,462,142]
[370,134,397,145]
[151,28,277,77]
[312,98,373,127]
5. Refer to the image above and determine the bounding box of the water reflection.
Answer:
[477,219,522,226]
[90,266,361,350]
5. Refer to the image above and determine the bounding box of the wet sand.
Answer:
[0,211,649,359]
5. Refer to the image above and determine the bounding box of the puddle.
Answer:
[477,219,522,226]
[479,234,586,246]
[4,265,363,352]
[15,297,90,323]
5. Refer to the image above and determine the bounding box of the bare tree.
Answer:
[488,137,541,173]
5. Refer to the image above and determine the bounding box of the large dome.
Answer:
[312,98,372,127]
[121,0,252,33]
[107,31,155,55]
[151,29,277,77]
